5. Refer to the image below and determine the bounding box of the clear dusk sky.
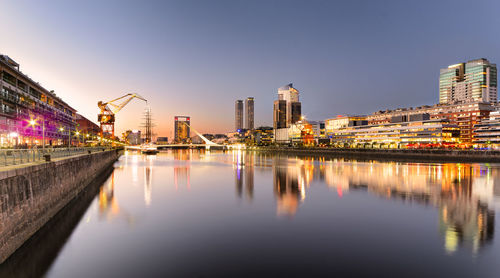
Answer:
[1,0,499,137]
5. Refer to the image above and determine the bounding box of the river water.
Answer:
[8,150,500,277]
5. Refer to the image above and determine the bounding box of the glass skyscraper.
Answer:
[439,58,497,104]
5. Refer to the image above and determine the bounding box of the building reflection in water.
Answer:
[233,150,254,201]
[268,156,497,253]
[174,150,191,191]
[98,172,120,219]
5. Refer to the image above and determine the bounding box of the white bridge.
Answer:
[125,122,224,151]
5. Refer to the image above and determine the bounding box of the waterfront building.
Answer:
[75,113,100,136]
[325,115,368,133]
[0,55,76,147]
[439,58,497,104]
[235,100,243,131]
[126,130,141,145]
[473,111,500,147]
[156,136,168,144]
[328,115,460,148]
[245,97,254,130]
[253,126,274,146]
[367,101,496,144]
[174,116,190,143]
[275,120,326,145]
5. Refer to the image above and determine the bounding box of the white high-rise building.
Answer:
[274,83,301,128]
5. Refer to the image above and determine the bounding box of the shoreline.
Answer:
[250,147,500,163]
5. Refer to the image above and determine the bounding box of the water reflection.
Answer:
[6,150,500,277]
[233,150,254,201]
[174,150,191,191]
[234,154,498,254]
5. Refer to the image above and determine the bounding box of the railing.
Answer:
[0,147,114,167]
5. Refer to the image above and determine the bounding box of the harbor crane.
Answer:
[98,93,147,138]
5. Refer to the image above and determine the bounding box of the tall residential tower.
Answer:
[245,97,254,130]
[235,100,243,131]
[439,58,497,104]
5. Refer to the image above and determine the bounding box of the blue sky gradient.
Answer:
[1,0,499,136]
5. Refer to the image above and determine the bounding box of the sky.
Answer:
[1,0,499,138]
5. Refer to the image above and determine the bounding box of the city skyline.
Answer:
[1,0,499,137]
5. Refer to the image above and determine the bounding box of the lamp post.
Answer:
[75,131,80,147]
[29,119,36,148]
[60,127,71,147]
[28,117,45,150]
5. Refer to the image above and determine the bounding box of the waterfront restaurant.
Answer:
[327,117,460,148]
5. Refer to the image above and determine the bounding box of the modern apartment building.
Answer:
[0,54,76,147]
[245,97,254,130]
[439,58,497,104]
[235,100,243,131]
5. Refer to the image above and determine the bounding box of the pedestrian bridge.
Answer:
[125,122,226,151]
[125,144,226,151]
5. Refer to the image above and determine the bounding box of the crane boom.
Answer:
[98,93,147,138]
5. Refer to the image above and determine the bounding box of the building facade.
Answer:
[235,100,243,131]
[156,136,168,144]
[367,102,496,144]
[76,113,100,135]
[325,115,367,133]
[439,58,497,104]
[273,100,287,129]
[126,130,142,145]
[274,83,301,128]
[0,55,76,147]
[328,116,460,148]
[473,111,500,147]
[174,116,190,143]
[245,97,254,130]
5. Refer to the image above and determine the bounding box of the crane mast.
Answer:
[98,93,147,138]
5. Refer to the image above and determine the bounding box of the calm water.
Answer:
[6,150,500,277]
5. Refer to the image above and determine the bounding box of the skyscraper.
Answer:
[273,83,302,129]
[439,58,497,104]
[235,100,243,131]
[174,116,190,143]
[245,97,254,130]
[273,100,286,129]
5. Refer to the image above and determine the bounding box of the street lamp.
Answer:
[27,117,45,150]
[75,130,81,147]
[60,127,71,147]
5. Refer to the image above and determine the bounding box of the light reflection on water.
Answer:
[37,150,500,277]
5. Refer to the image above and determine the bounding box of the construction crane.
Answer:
[98,93,147,138]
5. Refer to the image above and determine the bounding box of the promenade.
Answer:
[253,146,500,163]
